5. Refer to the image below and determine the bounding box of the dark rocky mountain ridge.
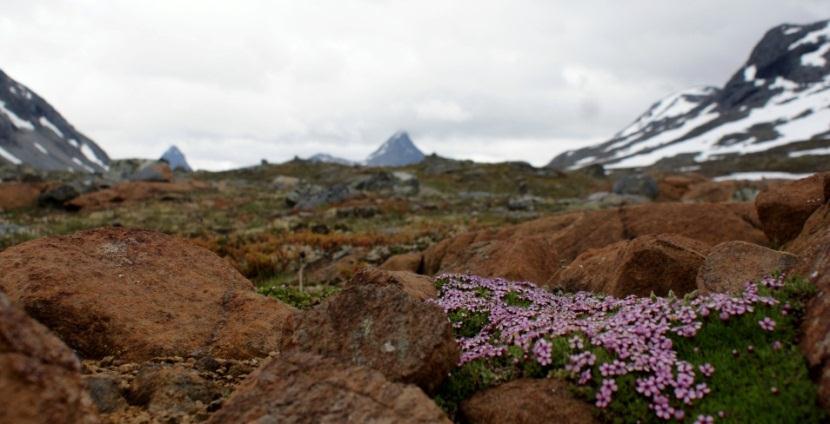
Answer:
[0,68,109,172]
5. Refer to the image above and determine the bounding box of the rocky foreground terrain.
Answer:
[1,157,830,423]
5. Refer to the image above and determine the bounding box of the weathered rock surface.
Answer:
[127,364,220,419]
[555,234,710,297]
[349,267,437,301]
[681,181,737,203]
[0,228,295,361]
[424,203,766,287]
[206,352,450,424]
[459,378,597,424]
[696,241,798,294]
[0,181,46,210]
[755,173,828,244]
[657,174,708,202]
[789,203,830,407]
[381,252,425,273]
[130,162,174,183]
[66,181,206,210]
[285,279,457,393]
[0,291,100,424]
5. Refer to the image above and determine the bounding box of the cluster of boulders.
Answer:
[2,171,830,422]
[384,172,830,410]
[283,170,420,210]
[0,229,457,423]
[0,160,203,212]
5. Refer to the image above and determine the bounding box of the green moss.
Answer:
[436,277,826,423]
[503,291,533,308]
[448,308,490,338]
[257,284,340,309]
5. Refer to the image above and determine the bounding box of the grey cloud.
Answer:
[0,0,827,169]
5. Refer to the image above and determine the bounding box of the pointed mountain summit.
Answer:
[548,19,830,170]
[160,145,192,172]
[0,68,109,172]
[365,131,425,167]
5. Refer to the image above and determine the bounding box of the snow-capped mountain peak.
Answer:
[548,19,830,171]
[365,131,425,167]
[0,68,110,172]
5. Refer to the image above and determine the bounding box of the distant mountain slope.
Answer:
[365,131,425,167]
[160,145,192,172]
[548,19,830,170]
[308,153,354,166]
[0,68,109,172]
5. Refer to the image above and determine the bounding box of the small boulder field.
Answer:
[1,171,830,423]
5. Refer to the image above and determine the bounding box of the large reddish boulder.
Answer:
[0,181,48,210]
[381,252,425,273]
[789,204,830,407]
[554,234,710,297]
[206,352,451,424]
[0,228,295,361]
[347,267,438,301]
[66,181,207,210]
[681,181,737,203]
[0,291,100,423]
[285,277,458,393]
[459,378,597,424]
[755,173,828,245]
[696,241,798,294]
[657,174,708,202]
[424,203,767,287]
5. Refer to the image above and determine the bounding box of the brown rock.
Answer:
[348,267,438,301]
[0,228,295,361]
[681,181,736,203]
[555,234,710,297]
[84,375,127,413]
[0,181,48,210]
[0,291,100,424]
[696,241,798,294]
[755,173,828,245]
[424,203,767,287]
[657,174,709,201]
[206,351,451,424]
[790,204,830,408]
[127,364,220,417]
[381,252,425,273]
[459,378,597,424]
[66,180,206,211]
[285,282,458,393]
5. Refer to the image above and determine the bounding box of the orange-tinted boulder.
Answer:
[755,173,828,245]
[696,241,798,294]
[555,234,710,297]
[381,252,425,273]
[285,280,458,393]
[0,291,100,424]
[459,378,597,424]
[423,203,767,287]
[206,352,451,424]
[0,228,294,361]
[0,181,47,210]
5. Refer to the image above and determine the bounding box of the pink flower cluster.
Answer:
[434,273,783,421]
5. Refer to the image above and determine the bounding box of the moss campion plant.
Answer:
[433,274,824,423]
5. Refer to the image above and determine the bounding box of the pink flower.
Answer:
[758,317,776,332]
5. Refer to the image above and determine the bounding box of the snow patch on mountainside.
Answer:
[548,19,830,171]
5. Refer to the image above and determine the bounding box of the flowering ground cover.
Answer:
[432,274,825,423]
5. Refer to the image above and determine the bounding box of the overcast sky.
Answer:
[1,1,828,170]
